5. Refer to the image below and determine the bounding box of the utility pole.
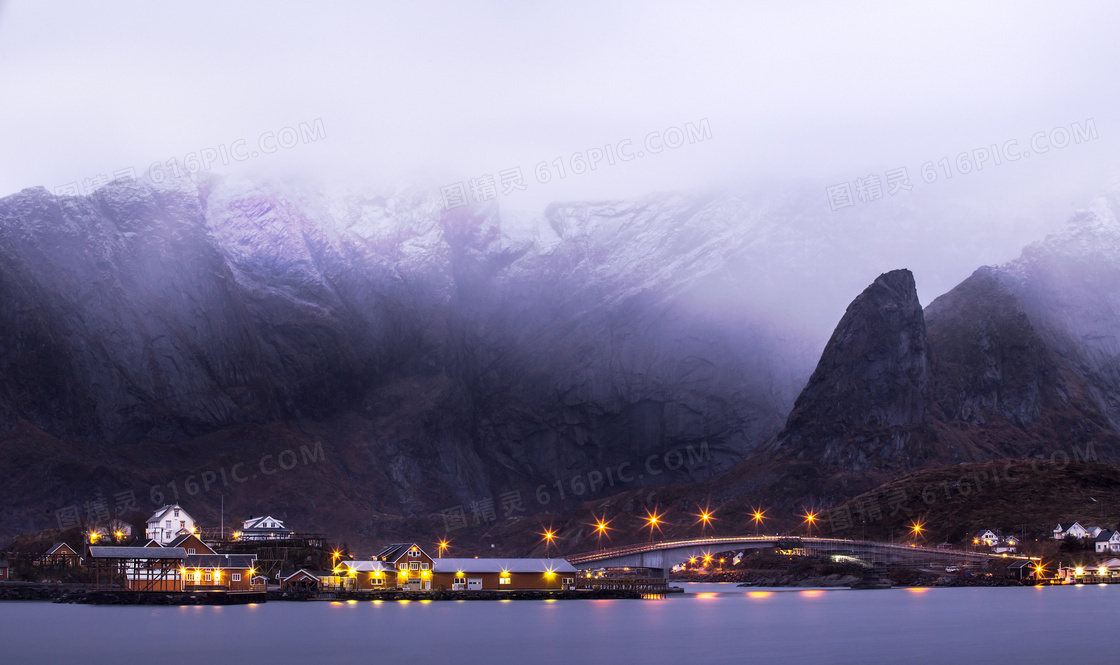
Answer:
[220,494,224,540]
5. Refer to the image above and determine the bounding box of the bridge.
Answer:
[565,536,1030,576]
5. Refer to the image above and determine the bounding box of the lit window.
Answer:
[410,562,419,570]
[205,573,212,582]
[499,578,511,585]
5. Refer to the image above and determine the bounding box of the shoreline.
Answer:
[0,585,643,604]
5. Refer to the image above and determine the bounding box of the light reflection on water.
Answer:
[0,586,1115,665]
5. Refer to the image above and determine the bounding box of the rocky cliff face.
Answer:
[0,176,820,543]
[767,269,932,471]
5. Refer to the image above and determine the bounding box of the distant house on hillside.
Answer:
[1053,522,1088,540]
[1085,526,1105,539]
[238,516,294,541]
[0,558,9,580]
[146,505,196,545]
[994,535,1019,553]
[974,530,999,547]
[1096,530,1120,553]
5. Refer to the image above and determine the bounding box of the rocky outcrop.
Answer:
[767,269,932,472]
[723,201,1120,506]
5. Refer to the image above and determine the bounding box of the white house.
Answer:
[238,515,294,541]
[146,505,196,545]
[1053,522,1088,540]
[994,535,1019,553]
[1095,530,1120,553]
[974,530,999,547]
[1085,526,1105,539]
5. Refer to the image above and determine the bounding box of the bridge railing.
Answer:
[565,536,1033,564]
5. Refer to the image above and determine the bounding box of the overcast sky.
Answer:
[1,1,1117,212]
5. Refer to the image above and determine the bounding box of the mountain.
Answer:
[0,176,823,545]
[709,192,1120,510]
[2,172,1117,550]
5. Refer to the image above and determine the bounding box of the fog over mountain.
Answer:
[1,170,1119,546]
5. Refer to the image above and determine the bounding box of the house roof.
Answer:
[1055,522,1084,531]
[147,504,191,524]
[89,546,186,560]
[1096,530,1115,542]
[337,560,392,573]
[374,543,430,562]
[974,530,996,538]
[0,559,9,568]
[1008,560,1034,569]
[184,554,257,569]
[242,515,288,531]
[165,534,216,553]
[278,568,332,581]
[45,542,77,555]
[432,558,578,574]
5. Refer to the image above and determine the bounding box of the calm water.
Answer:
[2,583,1117,664]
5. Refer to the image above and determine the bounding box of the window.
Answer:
[180,521,185,529]
[454,577,466,585]
[188,548,195,555]
[372,578,384,586]
[499,577,511,585]
[408,550,419,557]
[420,563,429,570]
[165,520,171,529]
[232,574,241,582]
[174,509,180,517]
[410,562,419,570]
[562,578,574,585]
[399,563,408,570]
[204,573,212,582]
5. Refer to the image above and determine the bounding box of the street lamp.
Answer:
[438,540,449,558]
[910,521,923,545]
[592,515,611,550]
[644,509,664,539]
[695,506,715,534]
[752,509,766,537]
[541,529,556,556]
[803,511,817,537]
